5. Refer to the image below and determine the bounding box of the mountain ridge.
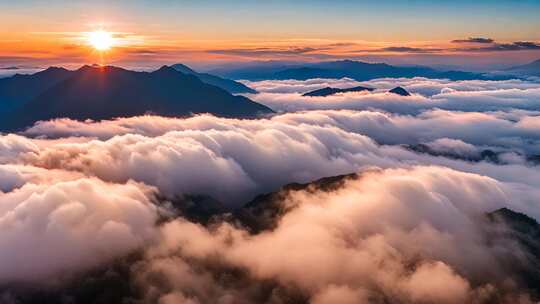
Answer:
[210,60,512,81]
[172,63,257,94]
[0,67,73,113]
[507,58,540,76]
[0,65,273,131]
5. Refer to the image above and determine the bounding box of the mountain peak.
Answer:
[78,64,96,71]
[77,65,128,74]
[170,63,257,94]
[156,65,174,72]
[171,63,196,74]
[388,86,410,96]
[303,85,374,97]
[43,66,69,73]
[153,65,182,76]
[489,207,539,226]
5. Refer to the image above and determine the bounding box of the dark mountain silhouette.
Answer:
[172,63,257,94]
[0,67,73,113]
[486,207,540,293]
[407,143,484,162]
[275,60,490,81]
[507,58,540,76]
[162,194,229,225]
[211,60,507,81]
[208,61,300,80]
[488,208,540,236]
[302,85,374,97]
[388,86,410,96]
[0,65,273,131]
[153,173,360,233]
[407,144,540,165]
[275,67,332,80]
[234,173,359,232]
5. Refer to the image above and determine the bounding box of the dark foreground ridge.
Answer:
[2,173,539,303]
[0,67,73,114]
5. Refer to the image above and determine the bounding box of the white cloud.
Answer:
[243,78,540,115]
[137,166,535,303]
[1,77,540,301]
[0,165,158,284]
[6,110,540,210]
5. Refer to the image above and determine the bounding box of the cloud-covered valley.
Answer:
[244,77,540,114]
[1,77,540,303]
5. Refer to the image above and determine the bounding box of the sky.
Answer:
[1,0,540,70]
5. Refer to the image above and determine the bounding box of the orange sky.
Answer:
[1,1,539,70]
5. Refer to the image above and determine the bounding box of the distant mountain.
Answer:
[208,61,301,80]
[210,60,510,81]
[507,58,540,76]
[388,86,410,96]
[302,85,374,97]
[0,67,73,113]
[407,143,540,165]
[172,63,257,94]
[301,84,411,97]
[0,65,273,131]
[276,60,492,81]
[407,144,498,163]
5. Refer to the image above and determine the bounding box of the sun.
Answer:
[88,30,115,51]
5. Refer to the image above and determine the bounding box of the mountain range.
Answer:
[0,67,73,114]
[507,58,540,76]
[0,65,272,131]
[171,63,256,94]
[209,60,515,81]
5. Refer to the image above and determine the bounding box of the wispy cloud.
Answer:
[208,46,328,57]
[469,41,540,51]
[374,39,540,54]
[203,38,540,61]
[380,46,444,53]
[451,37,495,44]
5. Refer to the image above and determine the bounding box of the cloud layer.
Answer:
[242,77,540,115]
[0,165,158,284]
[137,166,536,303]
[1,76,540,303]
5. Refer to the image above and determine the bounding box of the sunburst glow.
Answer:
[87,30,115,51]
